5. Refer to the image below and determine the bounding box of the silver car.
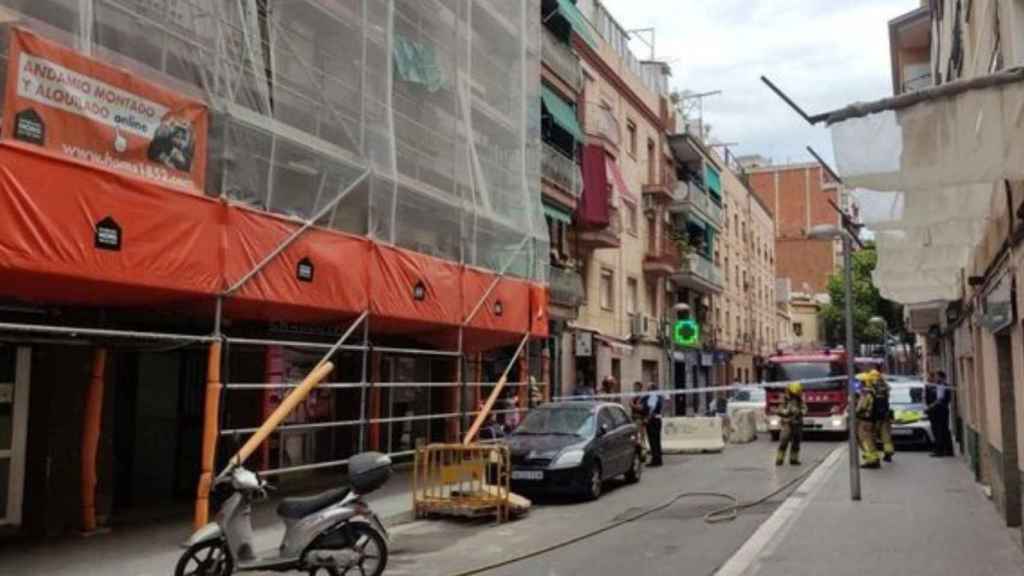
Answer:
[888,382,934,449]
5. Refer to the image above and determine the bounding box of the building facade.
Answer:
[555,0,678,398]
[881,0,1024,543]
[716,158,778,384]
[745,159,845,297]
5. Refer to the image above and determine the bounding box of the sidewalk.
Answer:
[719,448,1024,576]
[0,466,415,576]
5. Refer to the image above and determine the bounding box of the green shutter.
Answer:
[541,85,585,142]
[705,166,722,200]
[544,203,573,224]
[555,0,598,49]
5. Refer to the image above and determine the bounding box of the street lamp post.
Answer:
[810,224,861,501]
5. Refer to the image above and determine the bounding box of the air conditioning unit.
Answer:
[642,195,656,214]
[630,315,644,339]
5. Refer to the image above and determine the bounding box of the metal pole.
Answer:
[843,234,861,500]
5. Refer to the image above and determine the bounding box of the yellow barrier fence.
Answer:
[413,443,528,523]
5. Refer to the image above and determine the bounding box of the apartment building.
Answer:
[716,159,778,384]
[744,157,845,297]
[838,0,1024,543]
[557,0,677,396]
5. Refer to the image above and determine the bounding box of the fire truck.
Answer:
[765,348,849,439]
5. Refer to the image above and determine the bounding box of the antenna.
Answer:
[627,27,656,60]
[674,90,722,142]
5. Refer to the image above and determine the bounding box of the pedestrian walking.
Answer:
[873,370,895,462]
[775,382,806,466]
[927,370,954,457]
[644,383,665,467]
[856,371,882,469]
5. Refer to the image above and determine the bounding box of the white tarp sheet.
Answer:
[829,74,1023,304]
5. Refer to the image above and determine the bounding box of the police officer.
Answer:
[873,370,895,462]
[856,372,882,469]
[776,382,807,466]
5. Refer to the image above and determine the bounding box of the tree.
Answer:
[819,242,906,347]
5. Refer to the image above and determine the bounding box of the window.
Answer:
[793,322,804,337]
[626,202,638,235]
[724,257,729,282]
[627,120,637,156]
[600,269,615,310]
[627,277,639,316]
[611,358,622,385]
[647,138,656,183]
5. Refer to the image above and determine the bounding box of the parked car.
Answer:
[888,381,933,450]
[727,387,767,432]
[504,401,642,500]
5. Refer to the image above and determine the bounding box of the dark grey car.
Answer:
[504,401,642,500]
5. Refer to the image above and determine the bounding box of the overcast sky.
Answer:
[599,0,922,165]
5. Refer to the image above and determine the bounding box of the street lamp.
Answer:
[869,316,889,373]
[808,223,861,501]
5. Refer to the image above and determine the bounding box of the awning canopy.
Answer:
[606,156,637,203]
[543,203,573,224]
[826,69,1024,305]
[541,85,585,142]
[551,0,598,49]
[705,165,722,199]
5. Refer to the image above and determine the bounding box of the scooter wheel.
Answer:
[175,539,233,576]
[306,522,388,576]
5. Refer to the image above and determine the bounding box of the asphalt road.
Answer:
[386,437,839,576]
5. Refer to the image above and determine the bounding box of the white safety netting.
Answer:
[829,74,1024,304]
[0,0,548,283]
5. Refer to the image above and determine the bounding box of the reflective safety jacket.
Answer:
[856,387,876,421]
[777,395,807,425]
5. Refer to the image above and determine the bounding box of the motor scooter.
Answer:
[175,452,392,576]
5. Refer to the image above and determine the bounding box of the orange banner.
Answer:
[2,28,208,191]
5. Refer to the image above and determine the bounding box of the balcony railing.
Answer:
[549,265,585,308]
[643,233,681,276]
[542,29,582,92]
[578,205,621,249]
[670,181,722,229]
[542,142,582,196]
[585,104,620,147]
[672,253,723,293]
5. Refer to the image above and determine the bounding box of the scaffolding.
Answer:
[0,0,549,530]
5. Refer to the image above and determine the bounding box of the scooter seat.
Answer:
[277,487,350,520]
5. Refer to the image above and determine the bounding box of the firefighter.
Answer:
[856,371,882,469]
[775,381,807,466]
[872,370,895,462]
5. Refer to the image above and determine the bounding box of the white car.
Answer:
[727,387,767,433]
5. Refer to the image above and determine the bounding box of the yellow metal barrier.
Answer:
[413,443,528,523]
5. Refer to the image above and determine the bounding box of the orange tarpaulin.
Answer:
[0,141,548,343]
[0,141,221,305]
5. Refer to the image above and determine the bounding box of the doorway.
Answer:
[995,332,1021,527]
[0,346,29,526]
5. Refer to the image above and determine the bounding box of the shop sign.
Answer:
[575,331,592,357]
[3,28,209,190]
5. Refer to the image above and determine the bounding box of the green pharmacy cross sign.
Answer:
[673,319,700,347]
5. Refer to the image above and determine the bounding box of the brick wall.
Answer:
[777,238,835,294]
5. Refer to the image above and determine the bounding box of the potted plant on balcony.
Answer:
[670,230,692,266]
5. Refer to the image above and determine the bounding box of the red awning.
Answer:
[606,157,637,203]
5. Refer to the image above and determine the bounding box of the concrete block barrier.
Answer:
[661,416,726,454]
[728,409,758,444]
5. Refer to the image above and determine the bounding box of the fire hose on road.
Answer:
[446,450,832,576]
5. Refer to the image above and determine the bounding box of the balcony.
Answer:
[642,169,675,203]
[669,181,722,230]
[578,205,622,249]
[541,142,582,198]
[643,234,681,277]
[671,253,724,294]
[585,103,620,154]
[542,29,582,92]
[549,265,585,311]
